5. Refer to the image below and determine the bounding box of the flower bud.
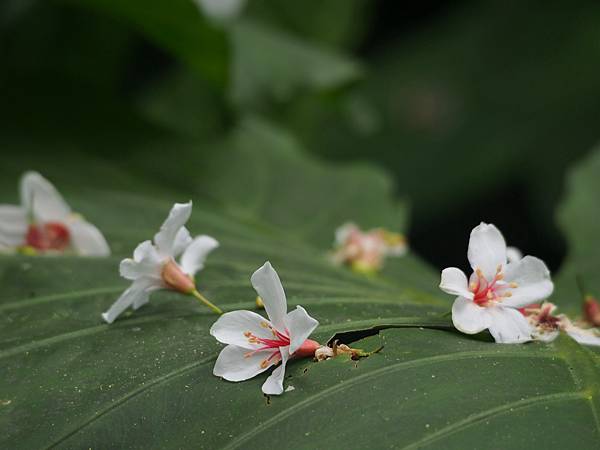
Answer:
[583,296,600,327]
[294,339,321,358]
[162,259,195,294]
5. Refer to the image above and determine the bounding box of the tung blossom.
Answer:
[211,262,320,395]
[521,302,600,346]
[101,201,220,323]
[193,0,246,23]
[0,171,110,256]
[332,222,407,273]
[440,222,554,343]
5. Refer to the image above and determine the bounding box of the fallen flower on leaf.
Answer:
[439,222,554,343]
[521,302,600,346]
[332,222,407,273]
[211,261,320,395]
[0,171,110,256]
[101,201,221,324]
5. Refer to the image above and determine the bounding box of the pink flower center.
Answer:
[25,222,70,251]
[244,321,290,368]
[470,265,517,306]
[519,303,560,330]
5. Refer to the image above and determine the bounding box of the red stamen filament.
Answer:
[471,266,515,306]
[243,323,290,359]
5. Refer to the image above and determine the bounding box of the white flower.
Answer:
[522,303,600,346]
[0,171,110,256]
[332,222,407,273]
[101,201,219,324]
[506,246,523,263]
[193,0,246,23]
[439,222,554,343]
[211,261,320,395]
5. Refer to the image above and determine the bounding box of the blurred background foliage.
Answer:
[2,0,600,273]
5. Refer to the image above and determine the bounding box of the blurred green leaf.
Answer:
[246,0,372,49]
[555,143,600,310]
[229,20,363,109]
[62,0,228,84]
[136,69,229,139]
[283,1,600,242]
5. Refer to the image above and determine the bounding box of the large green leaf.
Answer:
[2,119,600,449]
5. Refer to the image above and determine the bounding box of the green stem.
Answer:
[191,289,223,315]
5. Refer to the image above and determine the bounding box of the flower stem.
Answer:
[191,289,223,314]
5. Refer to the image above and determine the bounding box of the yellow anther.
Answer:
[503,292,512,298]
[244,331,252,337]
[510,282,518,288]
[496,264,503,273]
[496,273,504,281]
[260,321,270,328]
[476,268,483,277]
[469,282,478,291]
[260,360,269,369]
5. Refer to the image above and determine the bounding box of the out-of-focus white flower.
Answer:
[211,262,320,395]
[521,302,600,346]
[332,222,407,273]
[0,171,110,256]
[192,0,246,23]
[440,222,553,343]
[101,201,220,323]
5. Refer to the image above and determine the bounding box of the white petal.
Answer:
[250,262,287,332]
[213,345,274,382]
[67,219,110,256]
[262,347,289,395]
[486,306,532,343]
[532,329,559,343]
[440,267,473,299]
[210,310,275,349]
[452,297,491,334]
[120,241,163,281]
[468,222,507,280]
[0,205,27,249]
[153,202,192,258]
[501,256,554,308]
[335,222,358,245]
[566,328,600,347]
[20,171,71,222]
[101,278,160,324]
[506,246,523,263]
[285,306,319,354]
[180,235,219,277]
[172,227,192,258]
